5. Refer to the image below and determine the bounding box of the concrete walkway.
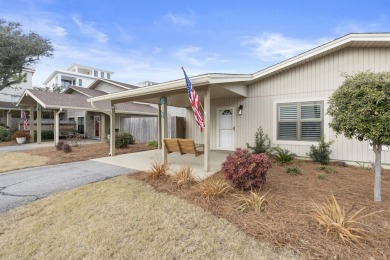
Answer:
[0,161,136,213]
[92,149,231,179]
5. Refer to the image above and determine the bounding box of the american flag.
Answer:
[182,68,205,132]
[21,111,28,130]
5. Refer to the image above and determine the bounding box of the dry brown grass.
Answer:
[235,190,269,213]
[171,165,195,187]
[0,142,155,173]
[0,176,298,259]
[146,160,169,179]
[311,194,376,244]
[131,160,390,259]
[195,177,231,200]
[0,152,49,173]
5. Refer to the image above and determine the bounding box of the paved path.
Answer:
[0,161,137,213]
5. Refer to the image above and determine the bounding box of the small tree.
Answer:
[327,71,390,202]
[246,127,273,155]
[0,19,54,91]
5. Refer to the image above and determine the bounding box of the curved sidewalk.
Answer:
[0,160,136,213]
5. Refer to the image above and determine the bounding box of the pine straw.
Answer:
[130,160,390,259]
[0,176,297,259]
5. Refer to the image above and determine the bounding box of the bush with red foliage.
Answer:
[222,148,272,190]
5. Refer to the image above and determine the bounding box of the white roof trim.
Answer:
[17,90,46,108]
[87,33,390,103]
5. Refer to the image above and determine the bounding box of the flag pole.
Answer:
[182,66,205,113]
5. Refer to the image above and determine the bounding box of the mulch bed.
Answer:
[129,160,390,259]
[24,142,156,165]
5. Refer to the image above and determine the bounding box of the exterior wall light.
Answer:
[238,105,243,115]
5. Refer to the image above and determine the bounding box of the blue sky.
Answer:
[1,0,389,87]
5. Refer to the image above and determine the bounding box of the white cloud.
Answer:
[174,46,203,66]
[333,16,389,35]
[164,12,194,26]
[71,15,109,43]
[242,33,329,61]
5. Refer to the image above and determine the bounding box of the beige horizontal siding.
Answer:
[186,47,390,164]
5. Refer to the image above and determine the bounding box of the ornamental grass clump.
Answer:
[311,195,376,244]
[171,166,195,187]
[222,148,272,190]
[195,177,231,200]
[146,161,169,179]
[235,190,269,213]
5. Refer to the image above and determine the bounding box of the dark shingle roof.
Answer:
[0,101,18,110]
[105,79,140,89]
[26,90,157,114]
[68,86,107,97]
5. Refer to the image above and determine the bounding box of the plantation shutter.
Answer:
[301,102,322,141]
[278,104,297,140]
[277,101,323,141]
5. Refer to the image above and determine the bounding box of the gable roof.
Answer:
[0,101,18,110]
[64,86,107,97]
[87,33,390,106]
[17,89,158,115]
[88,78,140,91]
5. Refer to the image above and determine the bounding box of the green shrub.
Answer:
[286,167,301,175]
[246,127,273,155]
[33,130,54,140]
[114,132,135,148]
[62,143,72,153]
[307,137,333,165]
[222,148,272,190]
[318,173,328,180]
[0,126,9,141]
[319,165,337,174]
[147,140,158,147]
[273,147,296,164]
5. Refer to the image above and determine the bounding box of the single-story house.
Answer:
[17,80,159,144]
[88,33,390,171]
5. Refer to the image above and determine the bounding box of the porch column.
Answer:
[29,106,35,143]
[157,103,162,149]
[6,110,12,128]
[36,103,42,144]
[110,104,116,156]
[100,112,106,142]
[161,97,168,162]
[204,86,211,172]
[54,109,61,145]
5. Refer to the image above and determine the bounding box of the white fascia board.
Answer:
[87,75,211,103]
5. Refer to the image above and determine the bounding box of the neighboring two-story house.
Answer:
[0,68,35,129]
[43,64,114,91]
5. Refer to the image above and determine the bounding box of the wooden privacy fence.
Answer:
[120,116,185,143]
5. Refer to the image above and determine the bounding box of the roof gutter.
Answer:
[90,101,111,116]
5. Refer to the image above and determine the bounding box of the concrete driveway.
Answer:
[0,161,136,213]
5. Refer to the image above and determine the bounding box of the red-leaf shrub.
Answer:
[222,148,272,190]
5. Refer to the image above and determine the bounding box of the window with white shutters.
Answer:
[277,101,323,141]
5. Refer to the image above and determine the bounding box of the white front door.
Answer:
[217,108,234,150]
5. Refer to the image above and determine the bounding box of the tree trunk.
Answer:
[373,144,382,202]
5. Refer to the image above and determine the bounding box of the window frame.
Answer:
[273,98,328,146]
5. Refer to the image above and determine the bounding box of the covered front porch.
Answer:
[88,73,250,172]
